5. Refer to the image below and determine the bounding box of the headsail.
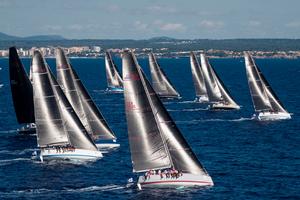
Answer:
[244,52,287,113]
[200,53,238,106]
[32,50,97,150]
[123,50,171,172]
[148,53,180,98]
[56,48,116,141]
[9,47,35,124]
[190,52,207,97]
[124,50,208,175]
[105,51,123,88]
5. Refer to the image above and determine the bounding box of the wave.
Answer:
[0,84,3,88]
[0,184,126,196]
[0,148,38,156]
[168,108,208,112]
[165,100,196,105]
[0,158,31,166]
[176,117,253,124]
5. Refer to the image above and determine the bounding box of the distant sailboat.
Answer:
[105,51,123,92]
[190,51,208,102]
[200,53,240,110]
[9,47,36,134]
[55,48,118,148]
[32,50,102,161]
[244,52,291,120]
[148,52,180,99]
[123,50,213,189]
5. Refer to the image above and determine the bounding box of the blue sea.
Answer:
[0,57,299,199]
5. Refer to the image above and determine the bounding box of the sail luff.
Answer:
[136,52,208,175]
[9,47,35,124]
[190,51,207,97]
[149,53,179,97]
[123,50,171,173]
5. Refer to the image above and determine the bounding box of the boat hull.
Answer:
[17,123,36,135]
[255,112,291,121]
[39,148,103,161]
[137,173,213,188]
[210,103,240,110]
[195,96,209,103]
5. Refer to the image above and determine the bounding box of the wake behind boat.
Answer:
[244,52,291,121]
[32,50,102,162]
[148,52,180,99]
[105,51,123,92]
[123,50,213,189]
[200,53,240,110]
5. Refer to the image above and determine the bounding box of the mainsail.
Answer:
[32,50,97,150]
[148,53,180,97]
[105,51,123,88]
[56,48,116,141]
[244,52,287,113]
[124,50,208,175]
[190,51,207,98]
[9,47,35,124]
[200,53,238,106]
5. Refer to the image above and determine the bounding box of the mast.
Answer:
[148,52,180,97]
[190,51,207,97]
[125,50,208,175]
[105,51,123,88]
[32,50,97,150]
[9,47,35,124]
[123,50,171,172]
[56,48,116,141]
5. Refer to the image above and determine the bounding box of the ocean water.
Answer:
[0,57,299,199]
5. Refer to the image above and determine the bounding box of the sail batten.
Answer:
[56,48,116,141]
[149,53,179,97]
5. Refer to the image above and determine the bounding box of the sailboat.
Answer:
[190,51,208,102]
[105,51,123,92]
[55,48,119,149]
[123,50,213,189]
[244,52,291,120]
[200,53,240,110]
[9,47,36,134]
[148,52,180,99]
[32,50,102,161]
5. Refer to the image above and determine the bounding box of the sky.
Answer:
[0,0,300,39]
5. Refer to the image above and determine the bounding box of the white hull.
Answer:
[96,143,120,149]
[210,103,240,110]
[255,112,291,121]
[195,96,209,103]
[137,173,213,188]
[39,148,103,161]
[106,87,124,93]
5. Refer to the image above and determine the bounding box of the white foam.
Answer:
[176,117,252,124]
[0,158,31,166]
[168,108,208,112]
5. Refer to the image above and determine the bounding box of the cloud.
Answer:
[286,21,300,28]
[249,20,261,27]
[106,4,120,12]
[147,5,177,14]
[160,23,186,32]
[199,20,224,29]
[42,25,62,31]
[134,21,148,31]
